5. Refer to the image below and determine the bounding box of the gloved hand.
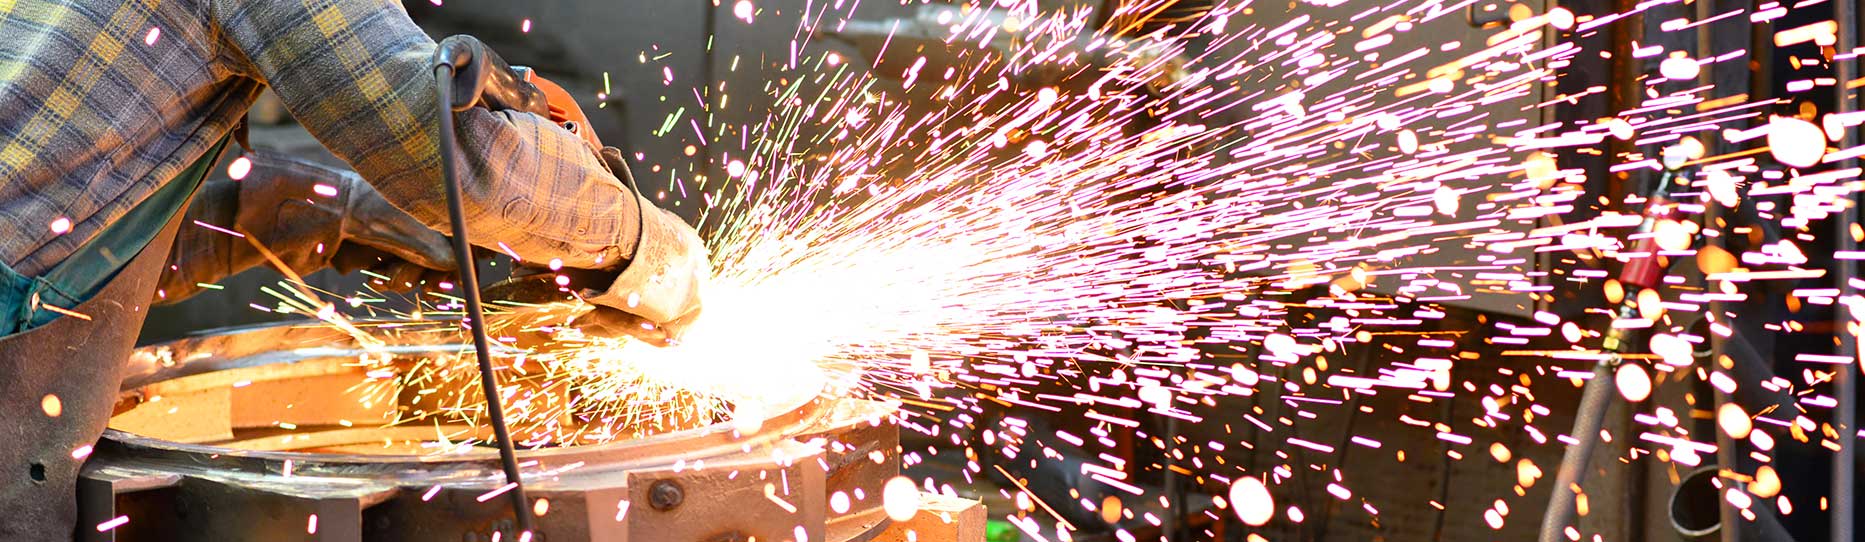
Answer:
[158,151,457,302]
[571,148,709,344]
[234,151,458,290]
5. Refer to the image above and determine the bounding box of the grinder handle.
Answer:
[433,35,551,116]
[434,35,604,154]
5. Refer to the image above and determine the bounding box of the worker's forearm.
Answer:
[437,109,644,268]
[157,179,263,304]
[208,0,641,270]
[157,152,355,304]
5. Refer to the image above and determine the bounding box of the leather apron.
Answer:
[0,140,226,541]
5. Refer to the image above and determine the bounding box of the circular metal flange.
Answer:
[83,321,900,541]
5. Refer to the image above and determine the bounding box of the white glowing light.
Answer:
[1264,334,1299,357]
[1658,57,1700,80]
[1654,219,1693,252]
[1650,334,1694,367]
[1615,363,1651,402]
[1705,169,1740,206]
[1661,143,1692,170]
[731,402,766,435]
[1548,7,1575,29]
[1606,118,1635,140]
[1138,384,1172,410]
[1767,116,1826,168]
[1433,185,1460,215]
[1230,476,1275,526]
[1751,429,1775,451]
[227,156,252,180]
[733,0,754,22]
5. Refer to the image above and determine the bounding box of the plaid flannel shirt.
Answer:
[0,0,638,278]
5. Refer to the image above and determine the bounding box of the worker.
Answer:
[0,0,707,538]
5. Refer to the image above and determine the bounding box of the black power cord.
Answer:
[431,35,539,536]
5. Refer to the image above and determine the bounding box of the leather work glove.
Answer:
[508,147,708,345]
[576,199,709,344]
[158,151,457,302]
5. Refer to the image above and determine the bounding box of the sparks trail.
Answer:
[211,0,1862,536]
[673,0,1568,397]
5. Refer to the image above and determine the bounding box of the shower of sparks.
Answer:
[631,0,1860,537]
[230,279,739,449]
[161,0,1865,538]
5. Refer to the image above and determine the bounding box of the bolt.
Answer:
[648,479,684,511]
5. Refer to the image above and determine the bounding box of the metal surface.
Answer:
[86,321,904,541]
[0,205,188,541]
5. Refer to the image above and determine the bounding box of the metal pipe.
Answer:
[434,64,535,536]
[1604,0,1643,205]
[1832,0,1858,534]
[1536,356,1618,542]
[1711,386,1741,542]
[1670,466,1798,541]
[1692,5,1741,542]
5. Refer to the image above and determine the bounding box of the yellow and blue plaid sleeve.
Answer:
[206,0,639,269]
[0,0,262,276]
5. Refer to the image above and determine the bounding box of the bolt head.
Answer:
[648,479,684,511]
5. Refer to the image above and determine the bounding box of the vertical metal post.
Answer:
[1832,0,1858,537]
[1711,388,1741,542]
[1691,3,1739,542]
[1162,415,1182,542]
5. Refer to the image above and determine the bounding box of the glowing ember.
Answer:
[40,394,60,417]
[882,476,920,521]
[1717,403,1753,439]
